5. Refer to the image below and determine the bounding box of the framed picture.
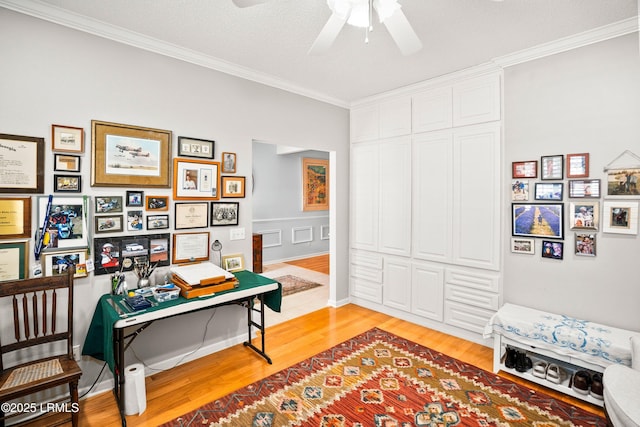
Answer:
[511,180,529,201]
[541,155,564,180]
[568,179,600,198]
[0,133,44,193]
[512,161,537,179]
[174,202,209,229]
[302,158,329,211]
[95,196,123,213]
[44,250,88,278]
[52,124,84,153]
[210,202,239,226]
[0,197,31,239]
[177,136,215,159]
[221,176,246,198]
[127,210,144,231]
[126,191,144,207]
[94,215,124,233]
[37,196,89,251]
[541,240,564,260]
[511,237,535,255]
[172,232,209,264]
[91,120,172,188]
[54,154,81,172]
[222,253,245,272]
[93,233,170,275]
[534,182,563,201]
[606,168,640,197]
[147,214,169,230]
[145,195,168,211]
[173,158,220,200]
[512,203,564,239]
[566,153,590,178]
[222,152,237,173]
[0,241,29,281]
[575,233,596,257]
[569,201,599,230]
[602,201,639,235]
[54,175,82,193]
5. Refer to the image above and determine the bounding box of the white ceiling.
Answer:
[3,0,639,106]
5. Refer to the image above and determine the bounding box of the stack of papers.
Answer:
[170,262,234,286]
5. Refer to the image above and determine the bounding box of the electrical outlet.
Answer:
[73,345,80,361]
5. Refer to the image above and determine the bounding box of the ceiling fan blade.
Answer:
[232,0,271,7]
[382,9,422,55]
[308,13,347,55]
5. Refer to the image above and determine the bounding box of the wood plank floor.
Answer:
[284,253,329,274]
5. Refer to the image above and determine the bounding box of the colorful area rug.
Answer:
[162,328,605,426]
[276,275,323,297]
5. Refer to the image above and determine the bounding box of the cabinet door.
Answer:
[452,74,501,127]
[412,262,444,321]
[379,97,412,138]
[412,87,453,133]
[379,136,412,256]
[351,105,379,142]
[412,130,453,262]
[350,142,379,251]
[452,122,501,270]
[383,256,412,311]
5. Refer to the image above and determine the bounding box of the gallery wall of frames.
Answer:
[510,150,640,260]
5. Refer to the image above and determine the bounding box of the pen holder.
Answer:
[137,277,150,289]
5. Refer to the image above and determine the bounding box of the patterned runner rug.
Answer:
[162,328,605,426]
[275,275,323,297]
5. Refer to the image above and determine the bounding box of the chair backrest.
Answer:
[0,269,74,372]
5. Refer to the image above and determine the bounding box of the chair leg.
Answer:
[70,380,80,427]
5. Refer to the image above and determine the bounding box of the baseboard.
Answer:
[264,252,329,265]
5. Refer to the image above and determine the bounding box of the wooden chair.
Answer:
[0,269,82,426]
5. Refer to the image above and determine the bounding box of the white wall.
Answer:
[0,8,349,392]
[503,33,640,330]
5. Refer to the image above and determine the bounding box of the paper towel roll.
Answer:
[124,363,147,415]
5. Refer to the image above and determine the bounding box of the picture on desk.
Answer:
[93,233,170,275]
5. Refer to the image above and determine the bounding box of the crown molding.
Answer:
[0,0,350,109]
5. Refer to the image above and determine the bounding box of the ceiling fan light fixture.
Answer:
[327,0,400,28]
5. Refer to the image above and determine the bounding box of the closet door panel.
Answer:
[351,142,379,251]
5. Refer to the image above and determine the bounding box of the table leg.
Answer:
[242,294,272,364]
[113,327,126,426]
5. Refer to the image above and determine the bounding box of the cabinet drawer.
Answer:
[445,284,499,310]
[351,264,383,283]
[351,278,383,303]
[351,251,383,269]
[444,301,495,334]
[445,268,500,293]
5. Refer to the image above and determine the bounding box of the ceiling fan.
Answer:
[232,0,423,56]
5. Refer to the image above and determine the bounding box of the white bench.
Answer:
[483,303,640,406]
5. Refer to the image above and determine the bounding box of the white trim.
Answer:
[253,215,329,223]
[292,226,313,244]
[320,224,330,240]
[263,251,329,265]
[260,229,282,248]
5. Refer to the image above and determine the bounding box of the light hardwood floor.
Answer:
[284,253,329,274]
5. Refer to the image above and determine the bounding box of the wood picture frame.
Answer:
[541,155,564,180]
[94,215,124,234]
[91,120,172,188]
[54,154,81,172]
[221,176,246,198]
[145,195,169,211]
[52,124,84,153]
[0,241,29,281]
[0,133,44,193]
[566,153,590,178]
[512,161,537,179]
[602,200,639,235]
[512,203,564,239]
[54,174,82,193]
[210,202,239,226]
[173,158,220,200]
[568,179,600,198]
[172,231,209,264]
[606,168,640,197]
[302,158,329,211]
[0,197,31,239]
[222,253,245,272]
[174,202,209,229]
[177,136,215,159]
[44,250,88,278]
[511,237,535,255]
[222,152,236,173]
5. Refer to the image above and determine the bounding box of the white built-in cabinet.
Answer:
[349,71,502,342]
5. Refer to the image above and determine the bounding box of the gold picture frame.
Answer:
[302,158,329,211]
[0,197,31,239]
[91,120,172,187]
[222,253,245,272]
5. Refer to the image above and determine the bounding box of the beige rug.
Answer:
[275,275,324,297]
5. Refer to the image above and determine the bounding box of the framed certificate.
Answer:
[174,202,209,229]
[0,134,44,193]
[0,241,29,281]
[172,232,210,264]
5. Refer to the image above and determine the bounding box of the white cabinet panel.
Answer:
[351,142,379,251]
[445,267,500,293]
[380,97,412,138]
[351,250,383,270]
[379,136,412,256]
[412,87,452,133]
[411,262,444,321]
[445,284,499,311]
[452,74,501,127]
[383,256,412,311]
[412,131,453,262]
[351,277,383,303]
[351,105,379,142]
[444,300,496,334]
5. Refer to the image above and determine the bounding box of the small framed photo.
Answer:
[53,154,81,172]
[511,180,529,201]
[602,200,639,235]
[53,175,81,193]
[177,136,215,159]
[512,203,564,239]
[222,253,245,272]
[534,182,563,201]
[511,237,535,254]
[94,215,124,233]
[566,153,590,178]
[568,179,600,198]
[222,152,237,173]
[512,161,538,178]
[221,176,246,198]
[174,202,209,229]
[569,202,599,230]
[145,195,169,211]
[542,240,563,260]
[126,191,144,207]
[606,168,640,197]
[541,155,564,180]
[210,202,239,226]
[95,196,123,213]
[147,214,169,230]
[44,250,88,278]
[575,233,596,257]
[52,124,84,153]
[127,210,144,231]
